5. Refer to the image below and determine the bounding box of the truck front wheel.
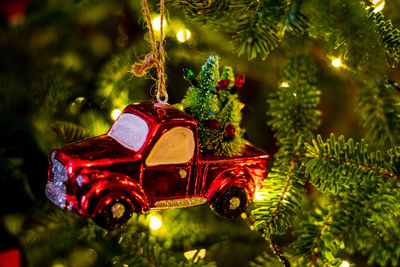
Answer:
[211,187,248,218]
[93,197,136,230]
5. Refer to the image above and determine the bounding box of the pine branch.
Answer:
[252,54,320,235]
[166,0,232,28]
[116,231,215,267]
[367,8,400,68]
[250,252,286,267]
[305,133,397,193]
[357,81,400,148]
[267,55,320,144]
[232,1,284,59]
[51,120,88,144]
[290,177,400,266]
[284,0,309,35]
[289,206,343,267]
[320,178,400,266]
[299,133,400,265]
[169,0,309,59]
[304,0,388,69]
[99,46,147,108]
[252,150,304,235]
[21,206,216,267]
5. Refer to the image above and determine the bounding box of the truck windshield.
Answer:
[108,113,149,151]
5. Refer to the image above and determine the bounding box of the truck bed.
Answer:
[199,141,269,163]
[197,141,269,200]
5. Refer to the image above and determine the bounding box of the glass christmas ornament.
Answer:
[46,101,269,230]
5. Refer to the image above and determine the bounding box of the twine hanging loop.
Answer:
[131,0,168,104]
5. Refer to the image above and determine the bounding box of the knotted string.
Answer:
[131,0,168,104]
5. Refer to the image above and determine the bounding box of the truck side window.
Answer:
[146,127,195,166]
[108,113,149,151]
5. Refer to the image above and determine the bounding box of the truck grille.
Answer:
[45,152,68,208]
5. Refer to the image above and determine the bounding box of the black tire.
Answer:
[211,187,248,218]
[92,197,136,230]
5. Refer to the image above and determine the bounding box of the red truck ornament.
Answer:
[46,101,269,230]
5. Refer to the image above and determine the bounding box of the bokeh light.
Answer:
[177,29,191,42]
[149,216,162,230]
[152,16,166,31]
[332,58,342,68]
[111,109,122,120]
[372,0,385,12]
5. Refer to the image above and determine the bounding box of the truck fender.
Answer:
[206,167,256,205]
[81,175,149,217]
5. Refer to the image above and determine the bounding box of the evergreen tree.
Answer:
[182,55,245,157]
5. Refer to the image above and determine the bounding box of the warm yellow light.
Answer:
[279,192,290,203]
[340,261,350,267]
[372,0,385,12]
[111,109,122,120]
[149,216,162,230]
[152,16,166,31]
[177,29,191,42]
[281,82,289,87]
[184,249,206,262]
[255,191,266,201]
[332,58,342,68]
[184,250,196,260]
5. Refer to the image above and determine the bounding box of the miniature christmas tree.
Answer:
[181,55,246,157]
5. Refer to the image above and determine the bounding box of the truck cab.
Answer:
[46,101,269,230]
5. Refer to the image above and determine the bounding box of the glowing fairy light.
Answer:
[111,109,122,120]
[254,191,266,201]
[184,249,206,262]
[372,0,385,12]
[177,29,191,42]
[281,82,289,87]
[149,216,162,230]
[332,58,342,68]
[340,261,350,267]
[152,16,166,31]
[279,192,290,203]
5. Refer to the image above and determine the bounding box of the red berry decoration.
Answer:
[217,79,230,91]
[225,124,235,135]
[224,124,235,140]
[209,119,221,129]
[234,75,245,88]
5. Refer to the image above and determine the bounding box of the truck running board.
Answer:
[154,197,208,209]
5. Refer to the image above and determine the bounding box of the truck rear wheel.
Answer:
[211,187,248,218]
[93,197,136,230]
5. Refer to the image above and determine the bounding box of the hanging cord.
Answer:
[131,0,168,104]
[246,212,291,266]
[269,237,291,267]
